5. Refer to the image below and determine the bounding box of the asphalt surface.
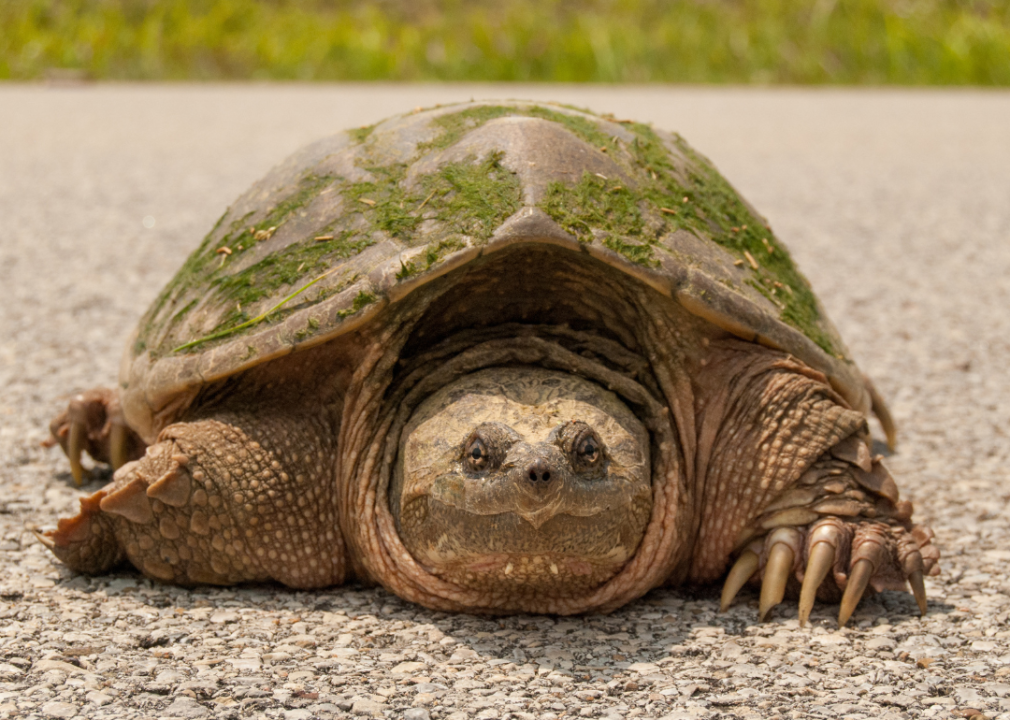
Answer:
[2,84,1010,720]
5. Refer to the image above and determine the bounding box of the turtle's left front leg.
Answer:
[691,342,939,626]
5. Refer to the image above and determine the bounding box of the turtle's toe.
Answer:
[35,490,124,573]
[720,432,940,627]
[44,387,145,485]
[722,515,939,627]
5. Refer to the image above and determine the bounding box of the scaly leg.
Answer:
[38,410,348,588]
[692,342,939,626]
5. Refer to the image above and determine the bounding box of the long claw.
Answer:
[866,375,897,451]
[759,542,794,622]
[799,542,835,626]
[909,569,927,616]
[32,529,56,551]
[110,423,128,471]
[720,550,759,612]
[67,420,88,486]
[838,558,874,627]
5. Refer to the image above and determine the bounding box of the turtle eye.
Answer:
[554,421,606,474]
[577,434,600,465]
[461,423,516,473]
[465,437,488,472]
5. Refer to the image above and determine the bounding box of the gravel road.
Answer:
[2,85,1010,720]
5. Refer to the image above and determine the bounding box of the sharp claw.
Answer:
[67,420,88,486]
[720,550,759,612]
[909,569,927,616]
[799,542,835,626]
[759,542,794,622]
[32,529,56,551]
[867,375,897,451]
[838,558,874,627]
[110,423,128,471]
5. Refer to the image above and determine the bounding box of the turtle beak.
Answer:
[503,443,569,529]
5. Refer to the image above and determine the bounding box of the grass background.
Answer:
[2,0,1009,84]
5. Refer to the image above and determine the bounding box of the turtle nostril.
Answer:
[526,459,552,483]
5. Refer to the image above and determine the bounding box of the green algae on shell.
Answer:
[122,100,865,443]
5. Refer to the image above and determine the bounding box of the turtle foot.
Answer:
[43,387,145,485]
[34,489,125,573]
[721,517,938,627]
[720,436,940,627]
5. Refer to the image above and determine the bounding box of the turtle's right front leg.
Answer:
[43,388,146,485]
[38,411,348,588]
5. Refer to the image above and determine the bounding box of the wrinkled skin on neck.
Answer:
[334,248,697,614]
[390,368,653,603]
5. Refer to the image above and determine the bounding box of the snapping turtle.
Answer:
[39,100,939,624]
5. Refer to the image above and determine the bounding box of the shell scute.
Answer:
[125,100,865,437]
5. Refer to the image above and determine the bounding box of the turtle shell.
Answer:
[121,100,869,440]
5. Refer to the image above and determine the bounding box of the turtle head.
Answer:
[391,367,652,600]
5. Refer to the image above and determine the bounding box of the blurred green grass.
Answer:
[2,0,1009,83]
